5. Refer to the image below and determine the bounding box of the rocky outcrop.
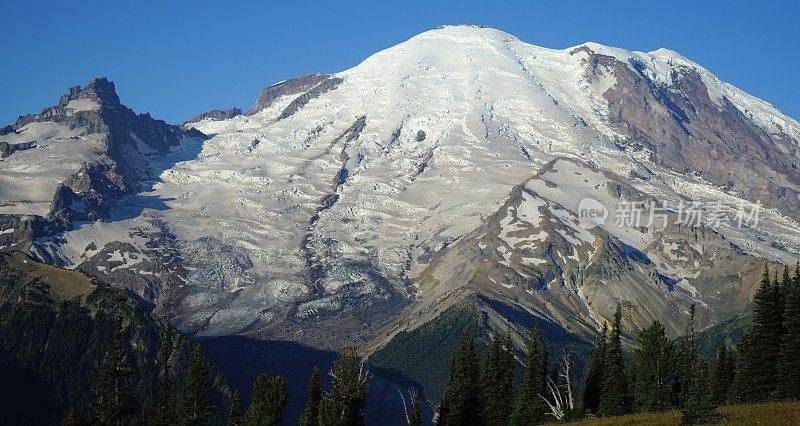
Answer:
[0,141,36,158]
[248,73,330,115]
[48,184,110,224]
[0,215,46,253]
[14,78,206,189]
[245,73,345,119]
[277,76,344,120]
[47,163,126,225]
[24,77,118,134]
[581,50,800,217]
[185,107,242,124]
[0,125,16,136]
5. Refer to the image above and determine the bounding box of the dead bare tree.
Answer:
[398,387,420,424]
[539,351,576,420]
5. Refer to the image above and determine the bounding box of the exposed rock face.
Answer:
[581,50,800,217]
[185,107,242,124]
[405,158,774,343]
[23,78,120,134]
[0,215,46,253]
[0,140,35,158]
[277,76,344,120]
[48,163,126,225]
[0,125,17,136]
[248,73,331,115]
[247,74,341,118]
[49,184,110,224]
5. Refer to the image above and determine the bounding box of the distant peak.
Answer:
[59,77,120,107]
[433,24,489,30]
[578,42,607,51]
[647,47,693,63]
[419,24,519,40]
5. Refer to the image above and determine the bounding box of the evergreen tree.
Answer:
[151,321,177,425]
[499,327,516,423]
[62,408,84,426]
[599,304,630,416]
[710,345,735,406]
[674,304,697,408]
[480,328,514,425]
[541,343,550,394]
[480,330,502,424]
[681,358,719,425]
[317,347,368,426]
[91,318,136,426]
[227,391,242,426]
[182,346,212,426]
[244,373,288,426]
[582,322,607,414]
[436,356,457,425]
[777,262,800,399]
[264,376,288,426]
[632,320,674,411]
[511,323,547,425]
[133,412,147,426]
[776,267,788,340]
[444,330,482,426]
[780,265,791,310]
[408,391,422,426]
[733,264,783,402]
[300,367,321,426]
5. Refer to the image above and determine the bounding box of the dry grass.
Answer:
[717,401,800,425]
[548,400,800,425]
[4,251,95,301]
[549,410,682,426]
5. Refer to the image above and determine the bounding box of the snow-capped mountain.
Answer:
[1,25,799,350]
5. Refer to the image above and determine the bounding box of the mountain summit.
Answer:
[1,27,798,354]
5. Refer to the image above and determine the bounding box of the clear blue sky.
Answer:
[2,0,798,125]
